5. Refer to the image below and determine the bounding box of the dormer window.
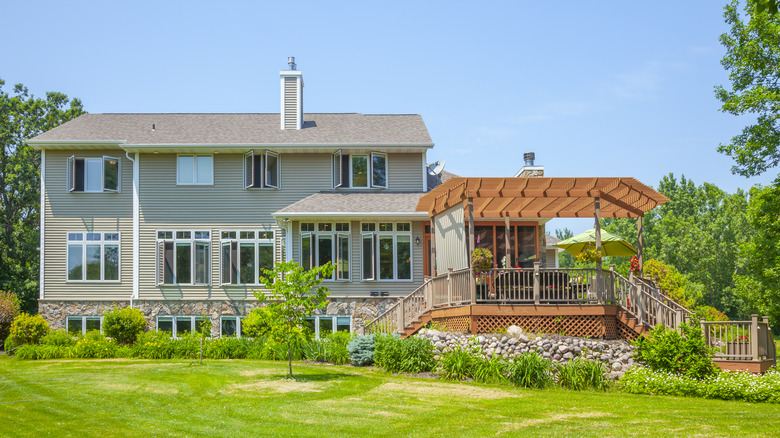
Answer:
[67,156,120,192]
[244,151,280,189]
[333,151,387,189]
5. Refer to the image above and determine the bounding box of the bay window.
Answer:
[67,232,120,282]
[300,222,350,280]
[220,230,275,285]
[361,222,412,281]
[156,230,210,285]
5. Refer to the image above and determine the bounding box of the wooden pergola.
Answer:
[417,177,669,274]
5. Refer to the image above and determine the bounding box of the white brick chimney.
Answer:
[280,56,303,130]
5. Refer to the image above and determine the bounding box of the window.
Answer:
[220,316,245,337]
[304,315,352,339]
[156,230,210,285]
[156,315,211,337]
[300,222,350,280]
[243,150,280,189]
[67,232,120,281]
[66,316,102,335]
[361,222,412,281]
[220,230,274,285]
[332,150,387,189]
[67,156,120,192]
[177,155,213,185]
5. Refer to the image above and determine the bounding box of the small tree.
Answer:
[256,261,333,377]
[0,291,20,345]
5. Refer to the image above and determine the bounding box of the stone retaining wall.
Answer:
[39,297,398,337]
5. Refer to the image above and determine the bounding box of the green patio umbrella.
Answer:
[554,229,637,257]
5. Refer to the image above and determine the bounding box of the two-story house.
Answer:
[29,60,438,337]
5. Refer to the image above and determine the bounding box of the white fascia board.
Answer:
[27,140,127,150]
[272,212,430,219]
[279,71,303,77]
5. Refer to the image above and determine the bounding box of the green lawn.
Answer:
[1,356,779,437]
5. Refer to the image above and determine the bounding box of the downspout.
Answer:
[125,152,140,309]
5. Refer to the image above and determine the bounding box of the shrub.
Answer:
[439,347,475,381]
[347,334,376,366]
[506,353,554,389]
[42,329,77,347]
[633,323,719,379]
[375,335,436,374]
[0,291,20,345]
[302,339,327,362]
[102,307,146,345]
[5,313,49,350]
[205,336,249,359]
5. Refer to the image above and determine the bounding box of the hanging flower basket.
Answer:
[629,255,641,274]
[471,248,493,274]
[575,247,601,264]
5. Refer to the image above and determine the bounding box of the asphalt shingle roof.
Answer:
[28,113,433,145]
[274,192,426,216]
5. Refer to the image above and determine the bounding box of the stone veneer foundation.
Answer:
[39,298,398,337]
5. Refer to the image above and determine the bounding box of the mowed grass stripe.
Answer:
[1,356,779,437]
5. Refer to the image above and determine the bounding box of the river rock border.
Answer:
[416,325,638,380]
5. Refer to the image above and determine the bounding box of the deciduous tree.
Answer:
[0,80,84,313]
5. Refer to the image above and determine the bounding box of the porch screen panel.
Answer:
[517,226,536,268]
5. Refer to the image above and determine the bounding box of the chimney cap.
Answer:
[288,56,297,70]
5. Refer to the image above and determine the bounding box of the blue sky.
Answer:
[2,0,774,234]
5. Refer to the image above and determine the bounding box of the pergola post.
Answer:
[637,215,643,277]
[594,196,603,303]
[504,217,511,268]
[430,219,437,276]
[468,196,475,264]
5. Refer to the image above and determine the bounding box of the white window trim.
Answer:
[66,155,122,193]
[219,316,244,337]
[66,232,121,283]
[176,154,214,185]
[156,315,210,338]
[307,314,353,339]
[361,222,413,282]
[66,316,103,335]
[243,150,281,190]
[299,222,351,281]
[156,230,211,286]
[219,229,275,286]
[333,151,389,190]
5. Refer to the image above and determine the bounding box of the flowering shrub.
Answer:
[0,291,20,345]
[629,256,640,273]
[575,248,601,264]
[620,367,780,403]
[74,331,117,358]
[471,248,493,274]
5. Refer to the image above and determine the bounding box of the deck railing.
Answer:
[702,315,776,364]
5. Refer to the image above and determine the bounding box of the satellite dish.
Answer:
[428,160,446,176]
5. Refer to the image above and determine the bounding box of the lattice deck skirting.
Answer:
[426,305,643,340]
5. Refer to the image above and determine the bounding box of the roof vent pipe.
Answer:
[524,152,535,167]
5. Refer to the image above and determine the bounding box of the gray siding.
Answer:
[291,220,424,298]
[138,152,425,300]
[434,205,468,272]
[43,150,133,300]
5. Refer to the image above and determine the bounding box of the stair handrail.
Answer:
[634,275,694,320]
[613,271,682,330]
[364,276,434,335]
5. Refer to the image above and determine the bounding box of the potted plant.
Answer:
[575,247,601,264]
